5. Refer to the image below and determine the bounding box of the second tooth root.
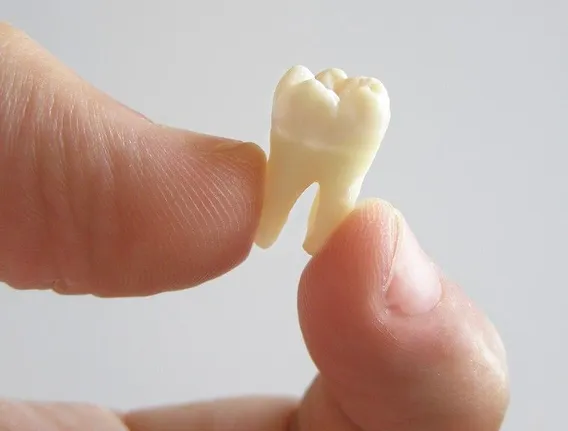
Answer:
[255,65,391,256]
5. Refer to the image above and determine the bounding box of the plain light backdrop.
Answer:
[1,1,566,430]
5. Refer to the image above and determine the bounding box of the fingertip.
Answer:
[82,131,267,297]
[0,38,266,296]
[298,199,509,430]
[298,199,399,379]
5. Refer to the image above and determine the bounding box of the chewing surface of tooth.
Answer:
[255,65,391,255]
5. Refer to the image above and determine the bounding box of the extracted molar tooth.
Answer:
[255,65,391,255]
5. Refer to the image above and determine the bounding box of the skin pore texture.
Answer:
[0,23,509,431]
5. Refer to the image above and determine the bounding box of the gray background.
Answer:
[1,1,566,430]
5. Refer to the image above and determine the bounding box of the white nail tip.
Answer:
[255,65,391,255]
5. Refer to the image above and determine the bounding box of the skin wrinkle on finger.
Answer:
[0,23,102,287]
[1,62,52,285]
[37,89,118,291]
[4,120,264,296]
[0,63,27,152]
[0,23,266,295]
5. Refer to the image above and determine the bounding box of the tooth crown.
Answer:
[255,65,391,255]
[272,66,391,153]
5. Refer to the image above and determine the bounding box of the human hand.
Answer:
[0,23,509,431]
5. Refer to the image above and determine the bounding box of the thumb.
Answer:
[0,23,265,297]
[296,200,509,431]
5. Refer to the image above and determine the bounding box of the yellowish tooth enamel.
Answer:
[255,65,391,255]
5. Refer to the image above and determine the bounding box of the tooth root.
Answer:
[254,135,312,249]
[307,189,320,233]
[303,178,362,255]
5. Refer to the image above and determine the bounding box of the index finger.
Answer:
[0,23,266,297]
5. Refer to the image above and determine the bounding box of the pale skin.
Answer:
[0,23,509,431]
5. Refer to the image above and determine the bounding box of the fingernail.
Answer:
[212,140,263,154]
[385,212,441,315]
[211,140,267,171]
